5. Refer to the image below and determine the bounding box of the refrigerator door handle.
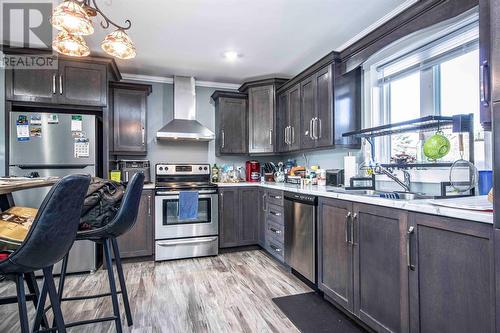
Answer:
[59,75,63,95]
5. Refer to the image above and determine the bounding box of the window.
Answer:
[371,18,485,167]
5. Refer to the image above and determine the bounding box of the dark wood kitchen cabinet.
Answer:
[277,84,301,152]
[116,189,154,258]
[318,199,409,333]
[219,187,259,248]
[212,91,248,155]
[5,68,58,104]
[239,78,287,154]
[300,64,334,149]
[353,203,409,333]
[109,81,152,155]
[318,197,354,312]
[5,57,113,107]
[239,187,260,245]
[333,67,362,148]
[57,60,107,106]
[408,213,495,333]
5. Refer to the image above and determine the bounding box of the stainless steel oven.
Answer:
[154,163,218,261]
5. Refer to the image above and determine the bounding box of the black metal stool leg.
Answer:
[15,273,30,333]
[24,272,49,329]
[111,237,133,327]
[32,276,48,332]
[104,238,123,333]
[52,254,69,328]
[43,266,66,333]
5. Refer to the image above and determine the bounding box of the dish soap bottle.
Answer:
[211,164,219,183]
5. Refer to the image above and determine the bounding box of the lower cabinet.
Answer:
[408,213,495,333]
[219,187,259,248]
[116,189,154,258]
[319,198,409,333]
[319,197,495,333]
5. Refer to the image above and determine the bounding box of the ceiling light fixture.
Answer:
[224,51,239,61]
[52,30,90,57]
[50,0,135,59]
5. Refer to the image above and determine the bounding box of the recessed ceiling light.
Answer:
[224,51,240,61]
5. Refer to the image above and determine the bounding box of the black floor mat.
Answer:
[272,292,368,333]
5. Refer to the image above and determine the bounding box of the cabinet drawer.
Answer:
[267,190,284,206]
[266,238,284,262]
[266,219,284,243]
[266,203,284,224]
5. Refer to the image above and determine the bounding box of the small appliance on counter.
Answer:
[116,160,151,183]
[246,160,261,182]
[326,169,344,187]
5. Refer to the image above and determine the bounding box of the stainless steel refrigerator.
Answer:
[9,111,98,274]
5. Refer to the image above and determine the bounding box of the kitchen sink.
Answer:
[327,188,433,200]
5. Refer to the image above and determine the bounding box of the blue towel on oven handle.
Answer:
[178,191,199,220]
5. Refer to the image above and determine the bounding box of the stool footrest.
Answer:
[61,291,122,302]
[65,316,118,328]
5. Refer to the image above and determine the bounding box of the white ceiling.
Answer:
[83,0,415,83]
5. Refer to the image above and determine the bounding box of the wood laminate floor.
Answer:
[0,250,311,332]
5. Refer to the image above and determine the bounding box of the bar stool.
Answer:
[0,174,91,333]
[56,173,144,332]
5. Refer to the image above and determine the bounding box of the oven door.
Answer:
[155,191,218,240]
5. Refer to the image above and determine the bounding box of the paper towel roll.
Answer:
[344,153,357,187]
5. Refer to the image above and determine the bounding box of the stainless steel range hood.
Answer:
[156,76,215,141]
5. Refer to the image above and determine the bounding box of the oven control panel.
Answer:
[156,163,210,175]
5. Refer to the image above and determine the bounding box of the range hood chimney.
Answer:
[156,76,215,141]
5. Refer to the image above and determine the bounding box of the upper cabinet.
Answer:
[333,66,362,148]
[5,56,118,108]
[239,78,288,154]
[277,83,301,152]
[211,91,248,156]
[109,81,152,155]
[57,60,107,106]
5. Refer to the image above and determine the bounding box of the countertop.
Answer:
[0,177,59,195]
[216,182,493,224]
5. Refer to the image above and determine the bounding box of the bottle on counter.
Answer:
[211,164,219,183]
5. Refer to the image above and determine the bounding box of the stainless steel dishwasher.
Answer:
[284,192,317,284]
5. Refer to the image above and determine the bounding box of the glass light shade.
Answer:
[50,0,94,35]
[52,30,90,57]
[101,29,136,59]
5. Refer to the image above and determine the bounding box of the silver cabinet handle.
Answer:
[309,118,314,139]
[317,118,322,139]
[269,129,273,146]
[148,195,152,216]
[313,117,319,140]
[52,73,56,94]
[142,128,145,145]
[345,212,352,244]
[270,211,281,216]
[125,171,129,182]
[291,126,295,144]
[287,126,291,145]
[270,195,281,199]
[59,74,63,95]
[221,129,225,148]
[269,244,282,252]
[262,193,267,211]
[351,213,357,246]
[269,227,282,234]
[284,126,289,145]
[407,226,415,270]
[480,60,490,107]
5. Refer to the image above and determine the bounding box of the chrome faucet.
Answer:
[374,165,411,193]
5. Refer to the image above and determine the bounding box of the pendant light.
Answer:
[52,30,90,57]
[50,0,135,59]
[101,29,136,59]
[50,0,94,35]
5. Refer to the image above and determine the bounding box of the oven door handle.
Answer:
[156,237,218,247]
[155,191,216,197]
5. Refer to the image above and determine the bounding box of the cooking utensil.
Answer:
[423,131,450,161]
[449,133,478,193]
